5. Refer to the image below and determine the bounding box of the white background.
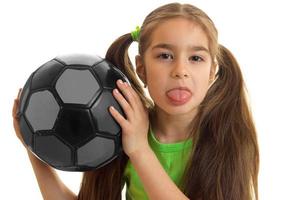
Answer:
[1,0,299,199]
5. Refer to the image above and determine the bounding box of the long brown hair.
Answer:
[78,3,259,200]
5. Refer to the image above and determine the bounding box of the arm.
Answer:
[129,146,190,200]
[26,150,77,200]
[13,89,77,200]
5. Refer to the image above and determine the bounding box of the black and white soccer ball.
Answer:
[18,54,129,171]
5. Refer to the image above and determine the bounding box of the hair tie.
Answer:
[131,26,141,42]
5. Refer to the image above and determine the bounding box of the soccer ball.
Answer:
[18,54,129,171]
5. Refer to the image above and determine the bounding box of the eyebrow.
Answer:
[151,43,210,53]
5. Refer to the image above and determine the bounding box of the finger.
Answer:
[124,82,141,102]
[17,88,22,100]
[109,106,129,128]
[112,88,133,119]
[13,115,24,145]
[12,99,19,119]
[121,81,146,114]
[116,80,137,109]
[124,82,145,109]
[13,115,20,132]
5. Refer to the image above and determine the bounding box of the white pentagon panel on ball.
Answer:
[25,90,60,132]
[77,136,115,167]
[55,69,100,104]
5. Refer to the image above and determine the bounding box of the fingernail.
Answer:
[118,79,123,84]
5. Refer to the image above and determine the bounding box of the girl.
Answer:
[12,2,259,200]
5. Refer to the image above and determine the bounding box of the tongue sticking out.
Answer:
[166,89,192,102]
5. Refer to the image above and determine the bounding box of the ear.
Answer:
[135,55,147,84]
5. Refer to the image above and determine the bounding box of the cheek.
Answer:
[193,75,211,101]
[146,66,167,89]
[147,79,166,100]
[145,70,165,99]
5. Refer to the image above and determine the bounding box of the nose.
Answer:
[171,59,189,79]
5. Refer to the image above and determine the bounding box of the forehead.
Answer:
[149,17,209,50]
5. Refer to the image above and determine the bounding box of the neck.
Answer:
[150,106,197,143]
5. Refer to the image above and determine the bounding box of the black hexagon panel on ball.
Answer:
[18,54,129,171]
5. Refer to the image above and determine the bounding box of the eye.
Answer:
[157,53,173,60]
[190,55,204,62]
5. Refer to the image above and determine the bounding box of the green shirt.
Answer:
[123,125,193,200]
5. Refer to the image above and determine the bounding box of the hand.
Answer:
[109,79,150,158]
[12,88,26,148]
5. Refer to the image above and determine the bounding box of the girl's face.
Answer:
[136,17,215,116]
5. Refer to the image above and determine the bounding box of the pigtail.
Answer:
[183,44,259,200]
